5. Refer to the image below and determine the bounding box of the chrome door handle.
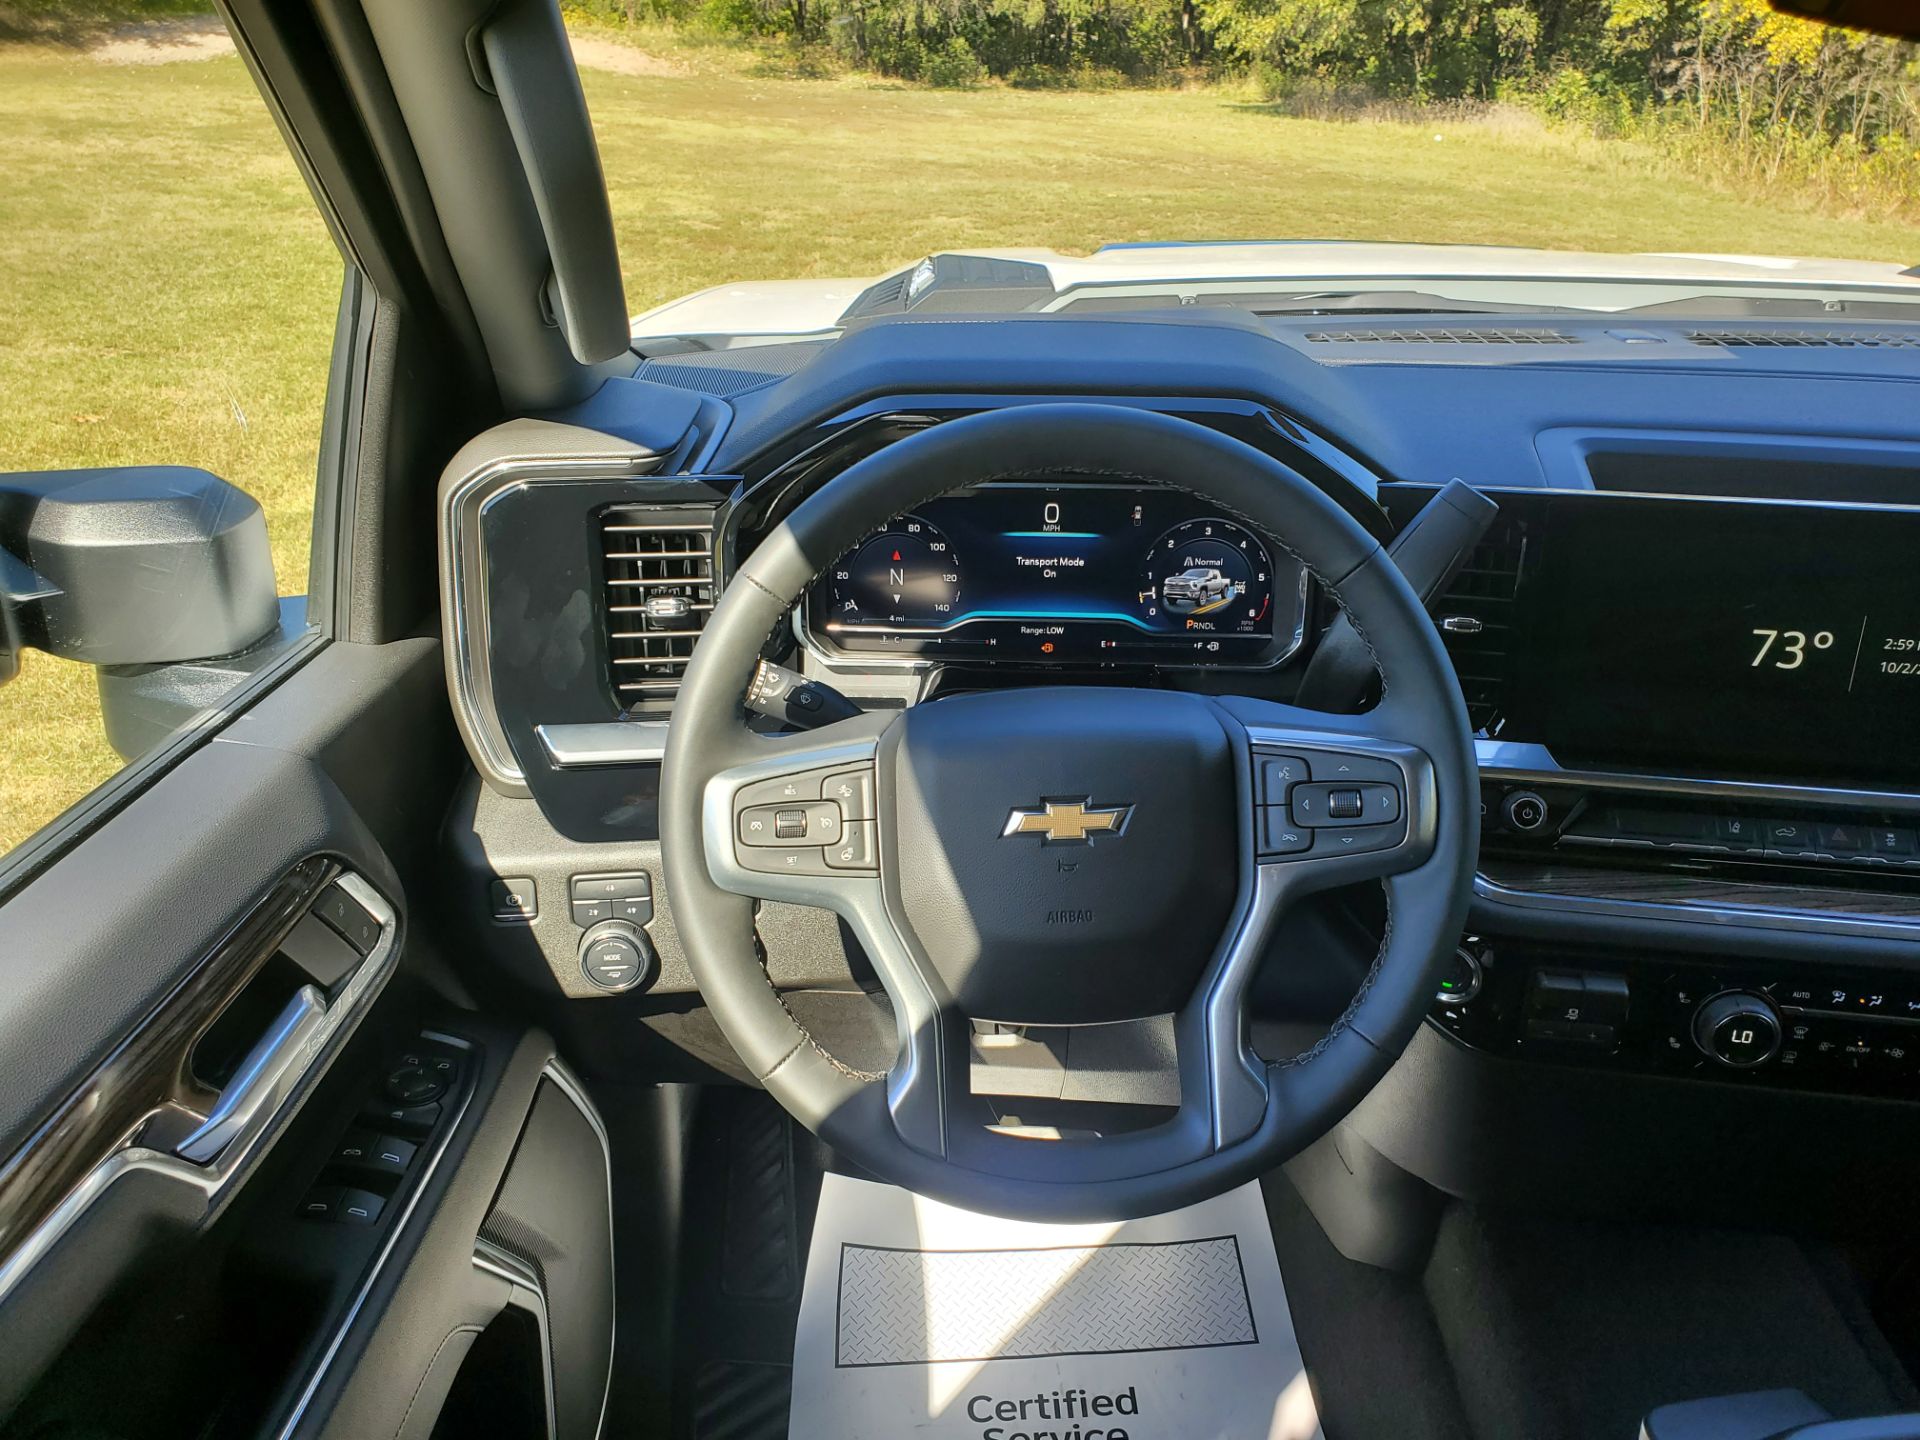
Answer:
[177,984,328,1165]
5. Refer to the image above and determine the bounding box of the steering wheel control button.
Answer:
[826,820,878,870]
[488,877,537,923]
[1255,752,1309,804]
[579,920,657,992]
[738,845,834,877]
[735,771,826,808]
[739,800,842,849]
[823,766,877,821]
[1292,782,1402,828]
[1308,752,1403,786]
[1311,824,1404,858]
[1694,992,1782,1068]
[1257,809,1311,858]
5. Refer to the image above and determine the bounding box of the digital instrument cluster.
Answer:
[805,481,1309,665]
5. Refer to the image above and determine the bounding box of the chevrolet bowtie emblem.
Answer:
[1001,798,1133,845]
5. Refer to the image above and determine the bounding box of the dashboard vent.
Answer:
[1304,328,1579,345]
[1431,508,1529,735]
[600,508,717,709]
[1685,329,1920,349]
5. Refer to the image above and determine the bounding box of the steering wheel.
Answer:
[660,404,1476,1221]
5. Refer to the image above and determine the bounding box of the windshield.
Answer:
[559,2,1920,344]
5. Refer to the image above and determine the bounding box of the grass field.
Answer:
[3,31,1918,855]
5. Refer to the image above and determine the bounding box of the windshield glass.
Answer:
[560,2,1920,343]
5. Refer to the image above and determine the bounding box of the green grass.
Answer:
[2,32,1917,855]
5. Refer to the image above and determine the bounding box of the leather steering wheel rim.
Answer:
[660,404,1477,1221]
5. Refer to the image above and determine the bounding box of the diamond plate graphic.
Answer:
[834,1236,1255,1367]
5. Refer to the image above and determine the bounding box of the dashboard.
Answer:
[803,480,1308,667]
[436,309,1920,1231]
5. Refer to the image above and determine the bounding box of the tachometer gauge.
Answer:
[824,516,963,629]
[1140,518,1274,634]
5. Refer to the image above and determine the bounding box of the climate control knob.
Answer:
[1691,991,1782,1068]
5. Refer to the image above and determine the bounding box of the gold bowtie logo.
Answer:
[1001,798,1133,845]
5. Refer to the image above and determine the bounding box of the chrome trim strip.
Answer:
[535,719,671,768]
[1477,739,1920,814]
[440,448,666,794]
[1473,873,1920,942]
[0,873,398,1314]
[274,1023,479,1440]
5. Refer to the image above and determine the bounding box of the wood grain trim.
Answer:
[0,856,335,1265]
[1481,858,1920,921]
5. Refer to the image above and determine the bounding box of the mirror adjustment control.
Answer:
[579,919,657,992]
[384,1064,445,1105]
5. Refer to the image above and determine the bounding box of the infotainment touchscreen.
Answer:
[1500,493,1920,783]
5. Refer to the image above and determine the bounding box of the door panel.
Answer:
[0,635,613,1439]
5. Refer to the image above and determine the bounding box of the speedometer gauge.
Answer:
[1141,519,1274,635]
[824,516,963,629]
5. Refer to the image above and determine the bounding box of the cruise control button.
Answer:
[822,767,877,821]
[738,846,834,877]
[735,771,825,808]
[826,820,878,870]
[739,801,842,849]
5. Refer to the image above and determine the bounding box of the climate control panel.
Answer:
[1432,939,1920,1098]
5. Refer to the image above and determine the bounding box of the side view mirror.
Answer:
[0,466,290,757]
[1769,0,1920,39]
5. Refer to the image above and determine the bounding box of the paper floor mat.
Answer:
[789,1174,1322,1440]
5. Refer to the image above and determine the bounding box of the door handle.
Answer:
[177,984,328,1165]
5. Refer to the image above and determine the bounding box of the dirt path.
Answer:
[82,16,686,74]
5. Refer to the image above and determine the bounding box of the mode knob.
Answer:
[579,920,657,993]
[1691,991,1781,1068]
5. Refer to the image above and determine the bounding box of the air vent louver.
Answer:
[601,508,717,709]
[1305,328,1579,345]
[1686,330,1920,349]
[1431,508,1528,735]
